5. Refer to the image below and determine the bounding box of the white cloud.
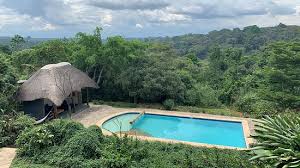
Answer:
[31,21,58,31]
[0,6,58,31]
[276,15,300,25]
[140,9,190,23]
[168,0,296,19]
[296,6,300,15]
[135,23,143,28]
[101,14,113,26]
[88,0,169,10]
[0,0,300,37]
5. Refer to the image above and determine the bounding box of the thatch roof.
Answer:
[17,62,99,106]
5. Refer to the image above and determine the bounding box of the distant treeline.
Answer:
[145,23,300,58]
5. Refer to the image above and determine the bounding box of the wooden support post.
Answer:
[53,105,58,118]
[86,88,89,106]
[71,93,76,113]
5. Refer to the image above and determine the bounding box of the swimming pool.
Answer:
[102,112,247,148]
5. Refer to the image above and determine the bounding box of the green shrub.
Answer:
[236,92,258,114]
[45,119,84,145]
[87,125,104,142]
[16,125,54,157]
[163,99,175,110]
[236,92,277,117]
[82,159,103,168]
[101,136,148,168]
[62,128,102,159]
[0,114,35,147]
[16,121,105,168]
[0,53,17,115]
[185,84,221,107]
[101,150,131,168]
[11,158,54,168]
[16,119,84,157]
[252,100,277,117]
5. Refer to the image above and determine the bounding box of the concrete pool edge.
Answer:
[96,111,254,150]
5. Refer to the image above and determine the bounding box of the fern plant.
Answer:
[250,115,300,168]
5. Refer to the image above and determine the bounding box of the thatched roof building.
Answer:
[18,62,98,105]
[17,62,98,120]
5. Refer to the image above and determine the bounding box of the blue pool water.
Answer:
[102,113,246,148]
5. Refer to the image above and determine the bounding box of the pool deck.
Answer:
[0,148,16,168]
[72,104,254,150]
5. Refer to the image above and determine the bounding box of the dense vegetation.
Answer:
[0,114,34,147]
[0,52,17,113]
[1,24,299,118]
[12,119,267,168]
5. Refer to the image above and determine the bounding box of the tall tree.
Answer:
[260,42,300,109]
[10,35,25,52]
[0,53,17,114]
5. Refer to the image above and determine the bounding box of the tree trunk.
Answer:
[97,67,104,85]
[134,96,137,104]
[93,67,97,81]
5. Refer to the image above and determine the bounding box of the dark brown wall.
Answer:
[23,99,45,120]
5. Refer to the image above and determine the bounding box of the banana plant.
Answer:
[250,115,300,168]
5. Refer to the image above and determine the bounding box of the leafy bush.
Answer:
[16,120,106,168]
[163,99,175,110]
[251,100,277,117]
[101,136,149,168]
[250,115,300,167]
[44,119,84,145]
[16,126,54,157]
[0,53,17,114]
[11,158,53,168]
[62,128,102,159]
[236,92,277,117]
[50,132,103,168]
[236,92,258,114]
[16,119,84,157]
[185,84,220,107]
[137,141,265,168]
[0,114,35,147]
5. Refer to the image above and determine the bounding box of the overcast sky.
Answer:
[0,0,299,38]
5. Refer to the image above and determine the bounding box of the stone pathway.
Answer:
[0,148,16,168]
